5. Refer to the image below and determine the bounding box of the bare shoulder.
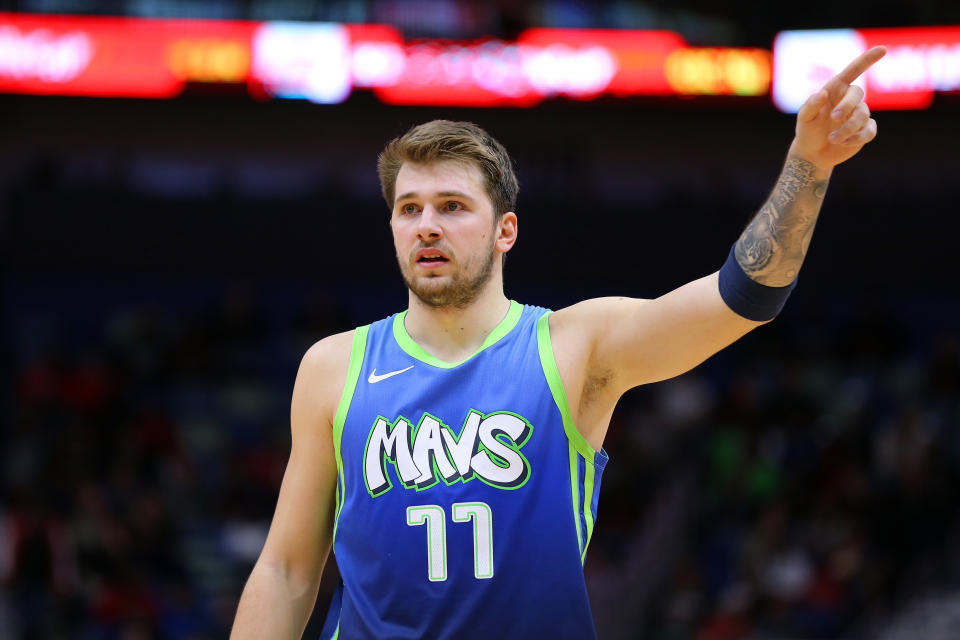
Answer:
[547,298,653,391]
[549,296,653,345]
[300,329,356,375]
[292,329,357,432]
[542,298,652,449]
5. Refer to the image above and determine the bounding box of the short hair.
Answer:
[377,120,518,218]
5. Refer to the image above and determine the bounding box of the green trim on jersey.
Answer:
[537,311,602,563]
[568,444,584,557]
[535,312,597,462]
[582,460,597,564]
[392,300,524,368]
[332,325,370,542]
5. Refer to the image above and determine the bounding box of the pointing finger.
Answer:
[826,45,887,91]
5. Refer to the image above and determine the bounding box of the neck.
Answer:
[403,274,510,364]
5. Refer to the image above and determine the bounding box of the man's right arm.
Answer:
[230,330,354,639]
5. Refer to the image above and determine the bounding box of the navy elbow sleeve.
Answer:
[718,246,797,321]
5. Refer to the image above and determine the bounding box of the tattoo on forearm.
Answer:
[734,157,830,287]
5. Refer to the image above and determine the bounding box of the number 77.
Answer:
[406,502,494,582]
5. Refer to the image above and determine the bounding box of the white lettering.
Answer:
[441,411,481,477]
[365,410,532,496]
[872,43,960,93]
[471,413,530,486]
[412,415,458,486]
[0,26,93,83]
[521,43,616,96]
[364,417,419,494]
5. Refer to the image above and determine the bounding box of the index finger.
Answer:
[830,45,887,87]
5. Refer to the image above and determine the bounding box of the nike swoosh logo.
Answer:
[368,365,415,384]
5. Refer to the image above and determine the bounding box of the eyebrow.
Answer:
[394,190,475,204]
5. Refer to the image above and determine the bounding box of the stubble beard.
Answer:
[399,244,496,310]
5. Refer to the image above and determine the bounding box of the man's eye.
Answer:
[402,204,418,214]
[446,201,462,211]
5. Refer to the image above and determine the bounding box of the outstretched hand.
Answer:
[790,46,887,169]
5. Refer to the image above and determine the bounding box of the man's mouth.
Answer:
[416,249,450,267]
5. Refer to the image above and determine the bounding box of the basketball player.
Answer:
[231,47,886,639]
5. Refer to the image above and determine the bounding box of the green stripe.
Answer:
[332,325,370,542]
[581,460,596,564]
[331,622,339,640]
[535,312,597,462]
[392,300,523,368]
[569,444,583,557]
[537,311,601,564]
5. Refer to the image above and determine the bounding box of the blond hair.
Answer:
[377,120,518,217]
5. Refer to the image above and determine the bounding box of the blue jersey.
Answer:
[321,302,608,639]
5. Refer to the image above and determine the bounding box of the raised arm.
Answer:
[737,46,885,286]
[549,47,886,451]
[230,331,353,639]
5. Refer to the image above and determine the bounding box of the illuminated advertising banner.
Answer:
[859,27,960,109]
[360,29,769,107]
[665,47,771,96]
[369,38,550,107]
[251,22,352,104]
[345,24,404,89]
[0,13,256,97]
[248,23,405,104]
[773,26,960,111]
[0,12,773,105]
[519,28,683,98]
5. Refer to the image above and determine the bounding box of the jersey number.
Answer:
[406,502,493,582]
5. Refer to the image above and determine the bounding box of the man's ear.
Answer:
[496,212,518,254]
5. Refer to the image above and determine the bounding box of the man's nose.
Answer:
[417,205,443,240]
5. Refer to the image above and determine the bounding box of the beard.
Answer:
[398,243,496,310]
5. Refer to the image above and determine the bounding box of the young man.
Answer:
[231,47,886,639]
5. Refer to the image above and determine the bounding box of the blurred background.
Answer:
[2,1,959,639]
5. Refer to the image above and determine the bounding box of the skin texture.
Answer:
[734,156,826,286]
[392,161,499,310]
[389,160,518,365]
[734,46,885,287]
[230,47,886,637]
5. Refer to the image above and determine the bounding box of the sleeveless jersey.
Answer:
[321,301,608,639]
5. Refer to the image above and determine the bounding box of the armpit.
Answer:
[581,368,615,408]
